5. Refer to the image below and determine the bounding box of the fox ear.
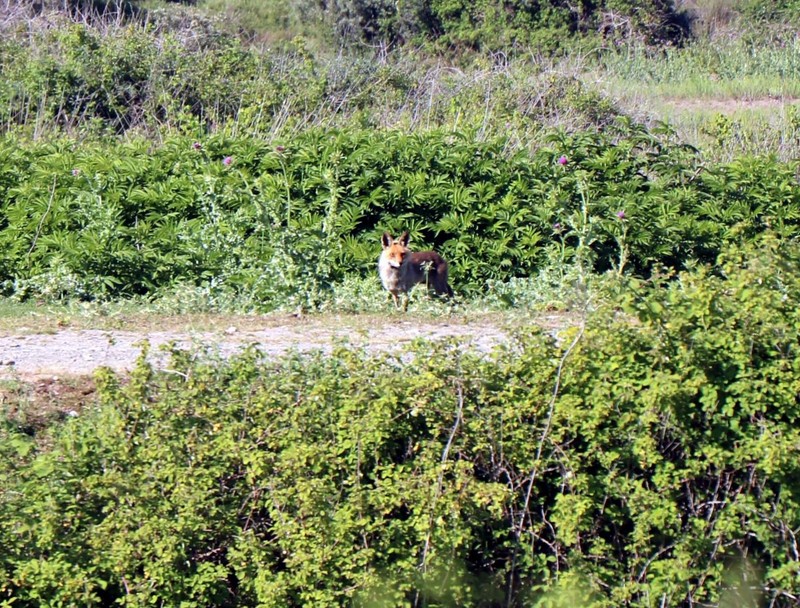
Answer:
[398,231,410,246]
[381,232,393,248]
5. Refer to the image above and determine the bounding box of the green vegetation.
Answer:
[197,0,686,50]
[2,238,799,607]
[2,127,798,308]
[2,0,800,605]
[598,36,800,98]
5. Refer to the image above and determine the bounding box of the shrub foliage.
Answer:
[1,239,799,606]
[0,125,798,307]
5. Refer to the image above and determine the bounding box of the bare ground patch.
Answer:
[661,95,799,113]
[0,312,577,379]
[0,312,578,424]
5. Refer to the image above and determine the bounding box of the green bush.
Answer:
[235,0,685,50]
[1,11,628,140]
[0,17,259,134]
[0,125,798,306]
[1,238,799,606]
[741,0,800,22]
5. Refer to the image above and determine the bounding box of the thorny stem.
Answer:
[505,319,585,605]
[28,176,57,257]
[416,380,464,606]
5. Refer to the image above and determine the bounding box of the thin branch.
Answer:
[519,320,585,532]
[506,320,585,606]
[28,175,57,257]
[419,380,465,572]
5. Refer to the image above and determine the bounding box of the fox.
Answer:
[378,231,453,310]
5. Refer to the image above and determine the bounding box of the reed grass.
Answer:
[595,36,800,97]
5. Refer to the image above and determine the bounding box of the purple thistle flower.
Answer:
[192,142,202,150]
[275,145,286,153]
[557,155,568,166]
[71,168,80,177]
[616,210,626,219]
[553,222,562,231]
[222,156,233,166]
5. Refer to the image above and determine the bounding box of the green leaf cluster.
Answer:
[1,238,799,606]
[1,125,799,307]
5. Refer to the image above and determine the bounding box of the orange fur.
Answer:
[378,231,453,310]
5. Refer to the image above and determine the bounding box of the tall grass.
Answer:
[596,36,800,98]
[0,6,622,153]
[195,0,313,45]
[583,34,800,159]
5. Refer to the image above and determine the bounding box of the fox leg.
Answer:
[389,291,402,310]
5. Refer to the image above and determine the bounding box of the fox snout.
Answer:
[386,256,403,268]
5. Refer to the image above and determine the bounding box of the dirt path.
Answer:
[0,313,572,379]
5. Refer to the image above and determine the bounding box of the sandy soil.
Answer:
[662,96,798,113]
[0,313,572,380]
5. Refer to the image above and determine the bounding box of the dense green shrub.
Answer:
[0,16,261,134]
[0,125,798,306]
[0,2,688,142]
[1,238,798,606]
[1,9,633,140]
[217,0,685,50]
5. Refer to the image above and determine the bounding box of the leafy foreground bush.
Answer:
[1,239,799,607]
[2,125,799,308]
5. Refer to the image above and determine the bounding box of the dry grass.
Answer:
[0,297,519,335]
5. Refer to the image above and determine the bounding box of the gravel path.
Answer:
[0,316,563,379]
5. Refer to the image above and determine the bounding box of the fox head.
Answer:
[381,231,410,268]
